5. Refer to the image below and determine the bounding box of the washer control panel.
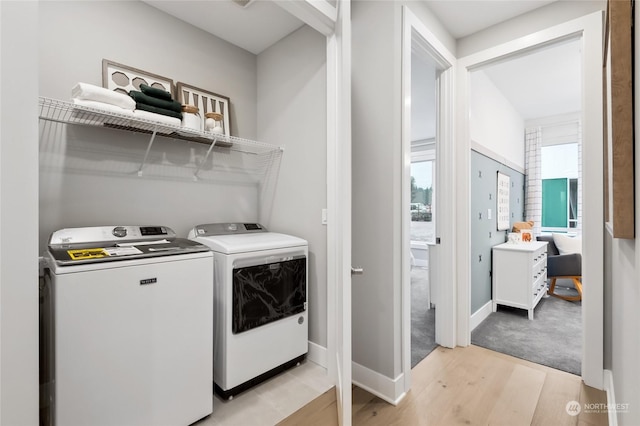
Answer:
[49,226,175,246]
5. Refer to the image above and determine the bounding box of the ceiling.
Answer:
[143,1,561,54]
[424,0,558,39]
[142,0,578,122]
[141,0,305,55]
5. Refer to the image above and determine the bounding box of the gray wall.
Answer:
[37,2,329,352]
[38,1,260,251]
[1,2,40,424]
[256,26,328,347]
[470,150,525,314]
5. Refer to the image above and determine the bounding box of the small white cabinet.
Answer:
[492,241,548,320]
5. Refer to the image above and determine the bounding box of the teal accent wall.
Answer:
[470,150,525,314]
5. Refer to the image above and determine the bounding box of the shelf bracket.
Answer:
[193,137,219,181]
[138,128,158,177]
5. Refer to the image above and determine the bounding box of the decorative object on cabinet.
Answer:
[176,82,231,138]
[496,171,510,231]
[603,0,635,239]
[102,59,175,98]
[492,241,548,320]
[520,229,533,242]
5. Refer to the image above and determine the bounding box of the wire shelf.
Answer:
[38,97,283,155]
[38,97,283,179]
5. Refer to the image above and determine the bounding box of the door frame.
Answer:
[401,6,456,393]
[455,11,604,389]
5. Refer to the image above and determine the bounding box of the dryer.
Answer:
[41,226,214,426]
[188,223,308,399]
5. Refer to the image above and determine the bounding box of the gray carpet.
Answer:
[411,267,437,368]
[471,284,582,375]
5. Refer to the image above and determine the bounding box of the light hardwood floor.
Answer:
[279,345,608,426]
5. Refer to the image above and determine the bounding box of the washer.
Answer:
[188,223,308,399]
[42,226,214,426]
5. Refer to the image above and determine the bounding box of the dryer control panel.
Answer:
[190,223,267,238]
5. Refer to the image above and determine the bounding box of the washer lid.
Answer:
[192,232,307,254]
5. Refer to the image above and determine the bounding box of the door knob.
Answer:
[351,267,364,276]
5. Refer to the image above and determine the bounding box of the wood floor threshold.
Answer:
[279,345,608,426]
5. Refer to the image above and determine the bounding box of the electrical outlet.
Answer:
[488,208,492,220]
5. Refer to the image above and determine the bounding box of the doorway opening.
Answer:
[409,48,438,367]
[467,37,584,376]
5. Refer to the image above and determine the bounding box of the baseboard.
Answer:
[470,300,493,332]
[603,369,618,426]
[307,341,327,368]
[352,361,406,405]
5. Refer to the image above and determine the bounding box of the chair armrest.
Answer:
[547,253,582,277]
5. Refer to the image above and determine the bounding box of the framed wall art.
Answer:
[176,82,231,137]
[603,0,635,239]
[497,171,511,231]
[102,59,175,98]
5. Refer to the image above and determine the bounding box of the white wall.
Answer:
[256,26,328,348]
[457,0,606,58]
[470,70,525,169]
[604,5,640,424]
[38,1,260,251]
[0,2,40,424]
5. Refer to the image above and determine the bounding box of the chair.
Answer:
[536,235,582,301]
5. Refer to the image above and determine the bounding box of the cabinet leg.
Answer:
[528,309,534,320]
[492,302,497,313]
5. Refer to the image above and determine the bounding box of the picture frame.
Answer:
[102,59,175,98]
[603,0,635,239]
[176,82,231,138]
[497,171,511,231]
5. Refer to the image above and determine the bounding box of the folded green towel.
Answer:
[135,102,183,120]
[129,90,183,113]
[140,83,173,101]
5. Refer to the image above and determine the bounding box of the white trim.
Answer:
[456,11,604,389]
[471,141,525,174]
[469,300,493,332]
[307,341,328,368]
[276,0,336,37]
[603,369,618,426]
[351,362,406,406]
[401,5,457,397]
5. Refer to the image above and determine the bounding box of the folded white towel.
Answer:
[72,98,135,117]
[71,82,136,111]
[133,109,181,128]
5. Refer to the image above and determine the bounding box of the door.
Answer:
[331,1,352,423]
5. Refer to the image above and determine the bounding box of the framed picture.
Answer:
[497,171,510,231]
[603,0,635,239]
[102,59,175,98]
[176,82,231,138]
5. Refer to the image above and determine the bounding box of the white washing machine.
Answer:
[188,223,308,399]
[41,226,214,426]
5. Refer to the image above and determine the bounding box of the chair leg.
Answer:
[548,276,582,302]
